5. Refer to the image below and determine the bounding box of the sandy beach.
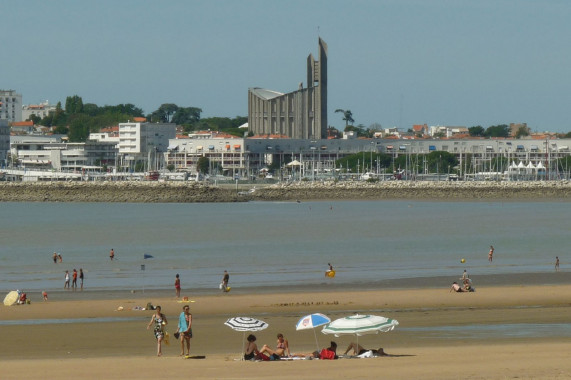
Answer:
[2,282,571,379]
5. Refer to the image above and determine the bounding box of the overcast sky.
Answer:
[2,0,570,133]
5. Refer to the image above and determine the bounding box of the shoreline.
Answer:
[2,180,571,202]
[0,271,571,304]
[5,271,569,302]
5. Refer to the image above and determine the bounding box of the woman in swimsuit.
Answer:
[147,305,167,356]
[174,274,181,298]
[259,333,290,358]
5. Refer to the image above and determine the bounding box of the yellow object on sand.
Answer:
[461,259,466,263]
[326,270,336,278]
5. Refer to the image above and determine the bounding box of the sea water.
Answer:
[0,200,568,292]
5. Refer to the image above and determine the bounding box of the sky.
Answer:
[2,0,570,133]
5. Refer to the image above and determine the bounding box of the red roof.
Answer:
[11,121,34,127]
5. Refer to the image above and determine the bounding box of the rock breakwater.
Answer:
[1,180,570,203]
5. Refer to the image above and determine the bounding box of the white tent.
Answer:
[287,160,301,167]
[536,161,545,169]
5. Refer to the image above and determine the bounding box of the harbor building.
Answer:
[248,38,328,140]
[0,90,23,123]
[118,121,176,171]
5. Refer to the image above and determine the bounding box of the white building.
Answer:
[0,90,23,122]
[10,136,117,171]
[118,122,176,170]
[22,100,57,121]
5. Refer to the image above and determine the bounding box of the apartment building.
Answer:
[118,122,176,170]
[22,100,57,120]
[0,90,23,122]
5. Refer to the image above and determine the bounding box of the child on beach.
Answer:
[42,291,48,301]
[64,270,70,289]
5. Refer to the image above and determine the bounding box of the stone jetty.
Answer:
[1,180,571,203]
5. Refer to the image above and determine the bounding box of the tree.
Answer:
[335,109,354,128]
[27,114,41,125]
[197,156,209,174]
[152,103,179,122]
[65,95,84,114]
[426,151,458,173]
[485,124,510,138]
[468,126,485,137]
[171,107,202,125]
[67,114,90,142]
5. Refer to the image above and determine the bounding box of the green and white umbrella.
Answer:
[321,314,398,336]
[321,314,398,352]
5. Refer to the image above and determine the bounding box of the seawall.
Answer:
[1,180,571,202]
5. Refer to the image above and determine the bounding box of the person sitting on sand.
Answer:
[343,342,387,357]
[450,281,465,292]
[244,334,259,360]
[319,341,338,360]
[463,278,474,292]
[259,333,291,358]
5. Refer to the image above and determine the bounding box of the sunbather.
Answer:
[244,334,259,360]
[343,342,387,356]
[259,333,291,358]
[450,281,465,292]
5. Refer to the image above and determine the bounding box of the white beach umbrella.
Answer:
[295,313,331,351]
[322,314,399,352]
[3,291,19,306]
[225,317,269,360]
[322,314,398,337]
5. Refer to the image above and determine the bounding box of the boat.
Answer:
[144,171,160,181]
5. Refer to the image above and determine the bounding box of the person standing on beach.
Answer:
[110,248,115,261]
[147,305,167,356]
[72,269,78,291]
[79,268,84,290]
[58,254,63,263]
[488,246,494,262]
[177,305,192,356]
[222,270,229,292]
[64,270,70,289]
[175,274,181,298]
[555,256,560,271]
[53,252,58,264]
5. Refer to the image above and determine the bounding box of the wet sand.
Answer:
[2,280,571,379]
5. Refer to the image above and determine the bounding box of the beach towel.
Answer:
[178,312,188,332]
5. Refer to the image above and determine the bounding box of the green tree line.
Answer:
[27,95,247,142]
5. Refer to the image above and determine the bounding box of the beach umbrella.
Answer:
[321,314,399,352]
[295,313,331,351]
[224,317,269,360]
[3,291,19,306]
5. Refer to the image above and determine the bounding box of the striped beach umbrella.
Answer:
[225,317,269,360]
[224,317,269,332]
[321,314,399,337]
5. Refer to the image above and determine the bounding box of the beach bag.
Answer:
[319,348,336,360]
